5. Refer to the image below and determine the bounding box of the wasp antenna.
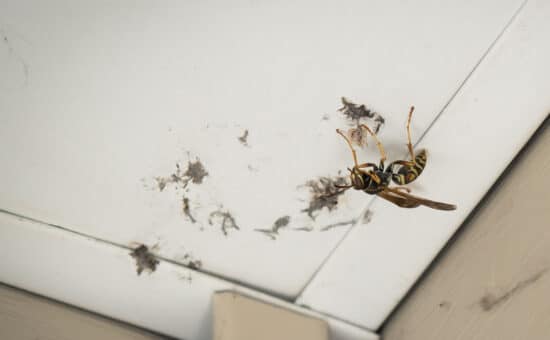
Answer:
[336,128,360,167]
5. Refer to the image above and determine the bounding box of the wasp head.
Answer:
[348,167,367,190]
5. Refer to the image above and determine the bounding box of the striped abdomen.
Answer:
[391,149,427,185]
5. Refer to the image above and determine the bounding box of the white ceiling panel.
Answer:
[0,0,523,301]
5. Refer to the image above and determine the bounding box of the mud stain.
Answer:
[300,176,348,219]
[254,215,291,240]
[129,244,159,275]
[479,268,548,311]
[208,209,240,236]
[238,129,249,146]
[339,97,385,134]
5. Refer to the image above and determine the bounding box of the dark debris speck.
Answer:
[254,215,291,240]
[155,159,208,191]
[238,129,249,146]
[208,209,240,236]
[130,245,159,275]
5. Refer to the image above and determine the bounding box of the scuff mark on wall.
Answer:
[129,244,159,275]
[479,268,548,311]
[438,301,451,310]
[0,28,30,89]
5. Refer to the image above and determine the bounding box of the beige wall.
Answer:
[383,117,550,340]
[0,284,165,340]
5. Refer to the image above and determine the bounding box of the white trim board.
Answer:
[0,0,522,299]
[0,211,378,340]
[297,0,550,330]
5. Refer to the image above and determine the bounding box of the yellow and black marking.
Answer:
[391,149,427,185]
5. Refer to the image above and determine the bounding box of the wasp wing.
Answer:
[381,187,456,211]
[377,190,422,208]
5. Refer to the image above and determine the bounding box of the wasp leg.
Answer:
[406,106,415,161]
[393,186,411,193]
[357,162,379,170]
[336,129,360,168]
[358,124,387,164]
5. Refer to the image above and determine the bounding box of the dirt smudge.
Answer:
[293,226,314,232]
[301,176,348,219]
[155,158,208,191]
[320,219,356,231]
[181,253,203,270]
[208,209,240,236]
[238,129,249,146]
[184,159,208,184]
[130,244,159,275]
[479,268,548,311]
[362,210,373,224]
[182,196,196,223]
[438,301,451,310]
[339,97,385,134]
[254,215,291,240]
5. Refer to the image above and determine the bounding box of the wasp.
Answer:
[335,106,456,210]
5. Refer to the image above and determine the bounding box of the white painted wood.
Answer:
[0,0,522,300]
[0,211,378,340]
[383,116,550,340]
[297,0,550,329]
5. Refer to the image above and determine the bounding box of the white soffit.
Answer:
[0,0,523,299]
[0,212,378,340]
[297,0,550,329]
